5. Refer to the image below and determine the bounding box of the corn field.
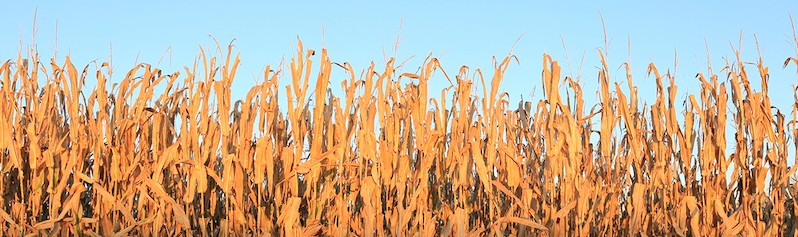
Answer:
[2,35,798,236]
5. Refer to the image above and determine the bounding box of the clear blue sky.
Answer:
[2,1,798,116]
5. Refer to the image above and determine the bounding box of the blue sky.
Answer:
[1,1,798,116]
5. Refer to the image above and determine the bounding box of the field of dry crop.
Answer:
[2,35,798,236]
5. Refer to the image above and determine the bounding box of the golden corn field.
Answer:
[2,34,798,236]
